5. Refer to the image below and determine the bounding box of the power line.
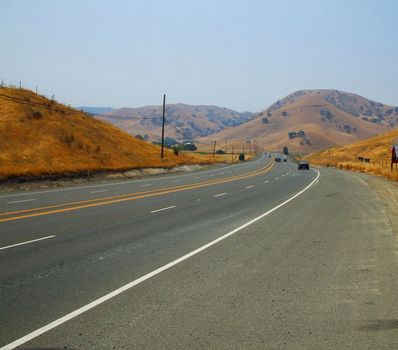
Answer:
[0,93,163,121]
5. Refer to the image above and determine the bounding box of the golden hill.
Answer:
[0,87,220,180]
[197,90,395,153]
[306,128,398,181]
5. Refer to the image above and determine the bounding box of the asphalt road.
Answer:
[0,155,397,349]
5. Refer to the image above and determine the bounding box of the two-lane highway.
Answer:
[0,155,315,347]
[1,155,397,349]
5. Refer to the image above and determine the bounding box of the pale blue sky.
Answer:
[1,0,397,111]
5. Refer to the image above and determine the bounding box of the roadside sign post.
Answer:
[391,143,398,171]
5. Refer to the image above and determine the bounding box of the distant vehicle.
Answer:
[298,160,310,170]
[275,156,282,162]
[283,156,287,162]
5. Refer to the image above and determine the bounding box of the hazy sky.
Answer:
[1,0,397,111]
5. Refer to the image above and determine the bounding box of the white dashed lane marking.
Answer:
[150,206,176,213]
[7,199,37,204]
[214,193,227,197]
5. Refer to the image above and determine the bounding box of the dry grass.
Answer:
[336,162,398,181]
[198,89,387,153]
[0,87,227,180]
[306,128,398,181]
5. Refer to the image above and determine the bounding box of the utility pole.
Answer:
[212,140,217,158]
[160,94,166,159]
[231,146,234,163]
[19,80,22,89]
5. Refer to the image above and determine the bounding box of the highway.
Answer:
[0,155,397,349]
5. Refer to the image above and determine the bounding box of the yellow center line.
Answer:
[0,160,274,223]
[0,163,269,217]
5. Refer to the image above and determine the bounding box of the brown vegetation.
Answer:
[198,89,393,153]
[0,87,226,180]
[96,104,254,141]
[305,128,398,181]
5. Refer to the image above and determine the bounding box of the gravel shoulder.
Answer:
[356,172,398,237]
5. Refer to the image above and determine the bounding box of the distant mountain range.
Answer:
[93,104,255,141]
[197,89,398,152]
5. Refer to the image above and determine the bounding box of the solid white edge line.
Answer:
[0,168,320,350]
[7,199,37,204]
[150,205,176,213]
[0,235,56,251]
[89,190,108,194]
[245,185,254,189]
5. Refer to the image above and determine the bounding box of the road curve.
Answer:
[1,157,397,349]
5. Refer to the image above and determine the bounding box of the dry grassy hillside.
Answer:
[0,87,221,180]
[96,104,254,141]
[306,128,398,181]
[198,90,394,153]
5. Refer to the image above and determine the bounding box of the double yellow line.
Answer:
[0,160,274,223]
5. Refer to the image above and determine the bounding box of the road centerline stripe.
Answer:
[0,235,56,251]
[0,160,274,222]
[0,168,320,350]
[150,205,176,213]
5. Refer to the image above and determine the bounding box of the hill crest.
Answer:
[197,89,397,153]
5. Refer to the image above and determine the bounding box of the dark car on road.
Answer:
[298,160,309,170]
[275,156,282,162]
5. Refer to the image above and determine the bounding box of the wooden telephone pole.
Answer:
[161,94,166,159]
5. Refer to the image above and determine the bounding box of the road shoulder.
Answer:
[356,172,398,238]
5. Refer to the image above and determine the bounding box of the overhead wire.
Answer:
[0,92,164,121]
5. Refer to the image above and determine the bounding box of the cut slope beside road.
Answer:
[0,87,222,180]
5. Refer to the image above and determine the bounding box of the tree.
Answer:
[183,143,197,151]
[283,146,289,155]
[239,153,245,161]
[164,137,178,148]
